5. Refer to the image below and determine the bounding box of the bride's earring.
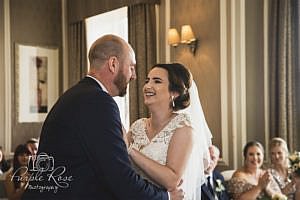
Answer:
[171,96,175,108]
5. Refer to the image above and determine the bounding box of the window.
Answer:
[85,7,130,130]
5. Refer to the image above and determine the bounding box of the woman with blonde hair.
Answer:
[268,137,296,199]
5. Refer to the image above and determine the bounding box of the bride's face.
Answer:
[143,67,172,108]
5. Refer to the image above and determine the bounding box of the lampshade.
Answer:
[168,28,180,46]
[181,25,196,44]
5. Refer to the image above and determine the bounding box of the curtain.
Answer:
[269,0,300,151]
[68,0,160,23]
[68,21,87,87]
[128,3,157,123]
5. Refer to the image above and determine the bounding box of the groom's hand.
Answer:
[169,188,184,200]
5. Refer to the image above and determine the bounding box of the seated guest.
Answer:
[25,138,39,172]
[228,141,282,200]
[268,137,296,199]
[4,144,31,200]
[0,147,10,174]
[25,138,39,158]
[201,145,229,200]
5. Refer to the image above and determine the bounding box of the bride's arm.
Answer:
[129,126,193,191]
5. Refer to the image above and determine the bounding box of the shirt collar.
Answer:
[205,173,213,179]
[205,173,214,184]
[86,75,109,94]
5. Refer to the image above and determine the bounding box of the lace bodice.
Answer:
[129,113,191,185]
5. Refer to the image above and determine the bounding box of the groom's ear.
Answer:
[108,56,119,74]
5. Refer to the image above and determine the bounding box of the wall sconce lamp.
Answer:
[168,25,198,55]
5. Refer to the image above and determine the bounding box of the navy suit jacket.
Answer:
[201,170,229,200]
[22,77,168,200]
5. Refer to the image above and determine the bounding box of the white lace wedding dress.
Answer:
[129,113,200,199]
[129,80,212,200]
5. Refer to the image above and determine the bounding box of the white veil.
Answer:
[177,80,212,200]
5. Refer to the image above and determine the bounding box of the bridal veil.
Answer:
[177,80,212,200]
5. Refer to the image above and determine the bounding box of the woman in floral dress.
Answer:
[227,141,282,200]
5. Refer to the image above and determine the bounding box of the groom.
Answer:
[22,35,183,200]
[201,145,229,200]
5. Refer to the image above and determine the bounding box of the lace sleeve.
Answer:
[129,119,145,135]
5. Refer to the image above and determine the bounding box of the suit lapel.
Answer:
[201,184,215,199]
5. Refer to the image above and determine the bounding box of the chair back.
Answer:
[221,169,235,181]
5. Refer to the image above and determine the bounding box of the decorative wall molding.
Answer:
[4,0,12,154]
[62,0,69,92]
[230,0,247,168]
[263,0,270,158]
[219,0,247,169]
[219,0,229,167]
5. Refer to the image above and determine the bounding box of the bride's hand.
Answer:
[122,127,133,149]
[169,188,184,200]
[177,179,183,187]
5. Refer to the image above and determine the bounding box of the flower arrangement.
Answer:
[272,193,288,200]
[260,193,287,200]
[289,151,300,176]
[215,179,225,193]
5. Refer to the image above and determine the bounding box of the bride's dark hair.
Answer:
[151,63,191,111]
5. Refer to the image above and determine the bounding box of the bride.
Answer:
[126,63,212,200]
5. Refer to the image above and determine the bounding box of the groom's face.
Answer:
[113,47,136,97]
[114,68,128,97]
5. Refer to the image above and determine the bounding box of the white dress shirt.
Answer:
[86,75,109,94]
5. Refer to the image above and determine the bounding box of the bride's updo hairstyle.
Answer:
[151,63,192,111]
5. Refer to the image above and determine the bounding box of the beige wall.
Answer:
[0,0,63,152]
[167,0,222,161]
[159,0,266,170]
[172,0,221,150]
